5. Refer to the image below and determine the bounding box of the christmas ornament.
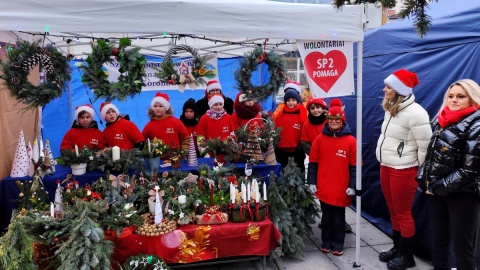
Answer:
[81,38,146,101]
[10,130,29,177]
[0,40,71,110]
[243,126,264,164]
[263,141,277,165]
[234,47,287,102]
[187,134,198,167]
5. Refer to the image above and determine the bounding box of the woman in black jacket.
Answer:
[416,79,480,270]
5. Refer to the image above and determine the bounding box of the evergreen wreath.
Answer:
[0,40,71,110]
[155,44,213,86]
[81,38,147,101]
[123,254,170,270]
[234,47,287,102]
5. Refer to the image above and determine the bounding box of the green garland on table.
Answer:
[234,47,287,102]
[81,38,147,101]
[0,40,71,110]
[123,254,170,270]
[58,146,94,166]
[155,44,214,87]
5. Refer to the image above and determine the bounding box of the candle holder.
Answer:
[230,204,249,223]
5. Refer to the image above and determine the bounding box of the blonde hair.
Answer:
[434,79,480,117]
[147,107,173,120]
[382,91,407,117]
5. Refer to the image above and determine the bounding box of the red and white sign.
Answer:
[298,40,354,97]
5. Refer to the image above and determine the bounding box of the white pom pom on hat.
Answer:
[384,69,420,96]
[100,102,120,120]
[151,92,171,110]
[74,104,95,120]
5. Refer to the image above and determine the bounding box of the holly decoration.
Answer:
[0,40,71,110]
[234,47,287,102]
[81,38,147,101]
[155,44,213,87]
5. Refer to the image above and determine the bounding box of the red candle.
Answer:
[209,183,214,206]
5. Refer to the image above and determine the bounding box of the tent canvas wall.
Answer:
[344,0,480,260]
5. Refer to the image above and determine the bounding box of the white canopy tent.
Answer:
[0,0,366,265]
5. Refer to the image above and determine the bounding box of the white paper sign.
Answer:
[297,40,354,98]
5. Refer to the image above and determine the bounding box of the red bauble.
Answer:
[54,238,59,242]
[112,48,119,57]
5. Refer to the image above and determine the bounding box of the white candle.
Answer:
[112,146,120,161]
[247,183,251,202]
[147,138,151,153]
[74,144,79,156]
[241,183,246,203]
[50,202,54,217]
[230,183,235,204]
[255,180,260,203]
[263,182,267,201]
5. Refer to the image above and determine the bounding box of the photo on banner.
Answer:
[102,56,219,91]
[297,40,354,98]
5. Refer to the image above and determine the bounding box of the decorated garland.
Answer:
[123,254,170,270]
[155,45,213,91]
[81,38,147,101]
[0,40,71,110]
[234,47,287,102]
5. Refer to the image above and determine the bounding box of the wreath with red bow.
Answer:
[234,47,287,102]
[81,38,146,101]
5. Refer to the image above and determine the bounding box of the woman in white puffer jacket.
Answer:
[375,69,432,270]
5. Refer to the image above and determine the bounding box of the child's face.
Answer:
[286,98,298,109]
[78,112,93,128]
[184,108,195,119]
[309,104,324,117]
[211,102,224,112]
[243,100,254,107]
[105,108,118,123]
[153,102,167,117]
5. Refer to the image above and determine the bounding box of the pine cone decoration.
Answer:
[195,204,205,215]
[219,203,228,213]
[22,53,41,71]
[10,77,20,85]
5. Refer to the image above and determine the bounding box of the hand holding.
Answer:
[309,184,317,193]
[346,188,356,196]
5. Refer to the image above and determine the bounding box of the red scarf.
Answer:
[276,104,308,122]
[438,106,478,128]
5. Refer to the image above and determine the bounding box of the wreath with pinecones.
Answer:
[81,38,147,101]
[0,40,71,110]
[234,47,287,102]
[155,45,214,90]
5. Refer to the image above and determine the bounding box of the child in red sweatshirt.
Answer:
[273,90,308,172]
[231,92,263,131]
[196,94,235,140]
[301,97,328,155]
[100,102,144,150]
[60,104,105,150]
[142,92,190,151]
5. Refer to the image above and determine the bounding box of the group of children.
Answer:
[59,79,358,257]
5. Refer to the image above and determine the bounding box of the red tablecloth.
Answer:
[107,219,281,265]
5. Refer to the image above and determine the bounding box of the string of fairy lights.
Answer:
[1,31,295,57]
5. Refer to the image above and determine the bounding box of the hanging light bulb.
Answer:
[350,0,356,4]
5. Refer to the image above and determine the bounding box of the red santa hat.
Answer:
[284,80,302,94]
[326,98,346,123]
[100,102,120,120]
[74,104,95,120]
[384,69,420,96]
[208,94,224,108]
[306,97,328,110]
[205,80,222,94]
[151,92,171,110]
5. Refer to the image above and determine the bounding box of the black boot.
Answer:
[379,230,400,262]
[387,236,416,270]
